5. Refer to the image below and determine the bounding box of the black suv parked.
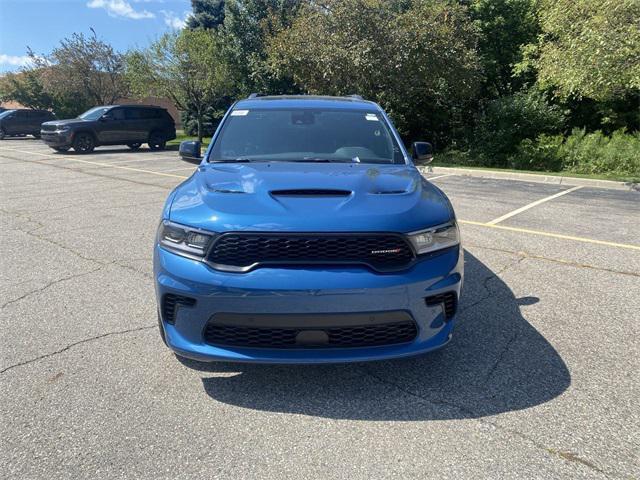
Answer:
[0,109,56,139]
[41,105,176,153]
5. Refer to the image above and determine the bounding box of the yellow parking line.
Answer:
[0,147,189,180]
[488,186,583,225]
[459,220,640,251]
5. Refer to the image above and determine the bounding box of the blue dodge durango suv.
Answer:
[154,95,463,363]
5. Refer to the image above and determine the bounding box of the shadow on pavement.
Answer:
[180,251,570,420]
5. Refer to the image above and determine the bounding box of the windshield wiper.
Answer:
[209,158,252,163]
[293,158,351,163]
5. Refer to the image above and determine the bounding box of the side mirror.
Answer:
[179,140,201,161]
[412,141,433,164]
[99,114,112,122]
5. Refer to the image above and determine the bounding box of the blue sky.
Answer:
[0,0,192,72]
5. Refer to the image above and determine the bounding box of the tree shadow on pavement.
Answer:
[181,251,570,420]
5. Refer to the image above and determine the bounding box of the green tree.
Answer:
[224,0,303,94]
[268,0,481,143]
[29,30,128,106]
[532,0,640,101]
[126,29,233,142]
[187,0,226,29]
[0,68,92,118]
[470,0,539,97]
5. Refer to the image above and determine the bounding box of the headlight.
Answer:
[157,221,216,259]
[407,221,460,255]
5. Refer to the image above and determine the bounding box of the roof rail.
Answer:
[346,94,364,100]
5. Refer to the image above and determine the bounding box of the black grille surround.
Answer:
[425,292,457,321]
[161,294,196,324]
[204,321,418,349]
[206,232,416,273]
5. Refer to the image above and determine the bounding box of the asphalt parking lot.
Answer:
[1,138,639,479]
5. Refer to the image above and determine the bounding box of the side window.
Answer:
[139,108,160,119]
[125,108,142,120]
[16,111,29,119]
[110,108,125,120]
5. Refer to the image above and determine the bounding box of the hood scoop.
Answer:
[270,189,352,197]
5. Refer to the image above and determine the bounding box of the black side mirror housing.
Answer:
[412,141,433,164]
[179,140,201,161]
[99,114,111,122]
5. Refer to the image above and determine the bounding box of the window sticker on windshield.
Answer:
[365,113,379,121]
[231,110,249,116]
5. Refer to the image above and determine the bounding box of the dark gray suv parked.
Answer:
[41,105,176,153]
[0,109,56,139]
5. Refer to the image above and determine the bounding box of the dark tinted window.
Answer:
[140,108,161,119]
[15,110,29,118]
[124,108,141,120]
[110,108,125,120]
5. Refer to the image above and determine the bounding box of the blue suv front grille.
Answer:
[204,321,418,349]
[207,233,415,272]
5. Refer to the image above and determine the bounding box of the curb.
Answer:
[417,166,639,191]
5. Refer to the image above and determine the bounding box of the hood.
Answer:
[42,118,86,128]
[169,162,453,233]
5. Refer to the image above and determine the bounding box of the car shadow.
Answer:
[179,251,570,420]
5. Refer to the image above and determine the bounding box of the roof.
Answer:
[235,95,379,111]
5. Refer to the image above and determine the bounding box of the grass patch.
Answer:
[167,133,211,148]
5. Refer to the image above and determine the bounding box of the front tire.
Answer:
[33,134,41,139]
[0,129,5,140]
[148,131,166,151]
[73,133,95,153]
[127,142,142,150]
[52,146,70,152]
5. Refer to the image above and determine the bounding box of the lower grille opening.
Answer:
[204,321,418,349]
[425,292,457,321]
[161,294,196,324]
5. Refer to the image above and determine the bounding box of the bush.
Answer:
[560,129,640,176]
[510,134,564,171]
[508,128,640,176]
[438,128,640,178]
[472,89,565,167]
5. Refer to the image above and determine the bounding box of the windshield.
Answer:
[210,108,406,164]
[79,106,111,121]
[0,109,16,119]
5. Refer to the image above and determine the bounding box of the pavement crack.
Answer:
[483,333,519,386]
[0,324,156,375]
[1,266,104,310]
[459,254,527,314]
[465,243,640,278]
[359,366,615,479]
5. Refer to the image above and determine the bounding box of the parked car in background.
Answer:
[40,105,176,153]
[0,109,56,139]
[155,94,462,364]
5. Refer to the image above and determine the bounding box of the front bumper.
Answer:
[40,130,73,147]
[154,245,463,364]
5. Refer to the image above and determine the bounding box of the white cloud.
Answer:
[161,10,190,29]
[0,54,33,67]
[87,0,155,20]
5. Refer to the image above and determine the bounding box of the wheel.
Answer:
[33,134,41,139]
[157,311,168,346]
[127,142,142,150]
[73,132,95,153]
[148,131,166,151]
[52,146,70,152]
[0,129,5,140]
